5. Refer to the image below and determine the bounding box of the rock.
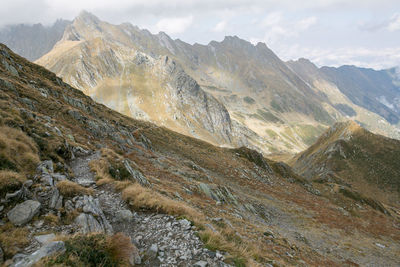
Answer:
[194,260,208,267]
[115,209,134,223]
[12,241,65,267]
[129,243,141,265]
[375,243,386,249]
[23,180,33,188]
[49,188,60,209]
[37,160,54,174]
[34,233,56,245]
[179,219,192,230]
[7,200,41,226]
[52,173,67,182]
[81,195,113,234]
[123,159,150,186]
[75,213,104,233]
[147,244,158,259]
[0,246,3,265]
[64,200,74,213]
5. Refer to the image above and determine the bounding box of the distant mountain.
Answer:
[320,65,400,124]
[0,19,71,61]
[290,120,400,203]
[33,11,400,154]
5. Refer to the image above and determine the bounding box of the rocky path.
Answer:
[70,152,230,267]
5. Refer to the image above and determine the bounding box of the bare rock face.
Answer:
[12,241,65,267]
[7,200,41,226]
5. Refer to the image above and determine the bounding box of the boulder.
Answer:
[74,213,104,233]
[146,244,158,260]
[129,243,141,265]
[34,233,56,245]
[7,200,41,226]
[194,260,208,267]
[115,209,134,223]
[12,241,65,267]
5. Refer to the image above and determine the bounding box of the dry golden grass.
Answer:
[106,232,134,264]
[44,213,60,226]
[122,183,200,219]
[56,180,94,197]
[0,126,39,173]
[0,223,30,257]
[0,170,26,195]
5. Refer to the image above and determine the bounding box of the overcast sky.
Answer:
[1,0,399,69]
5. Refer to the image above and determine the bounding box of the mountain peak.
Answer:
[75,10,100,24]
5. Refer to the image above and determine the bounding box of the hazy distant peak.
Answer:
[75,10,100,24]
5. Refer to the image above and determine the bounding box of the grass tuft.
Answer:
[56,180,94,197]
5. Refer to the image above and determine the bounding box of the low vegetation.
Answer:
[0,125,39,173]
[56,180,94,197]
[42,233,133,266]
[0,170,26,196]
[0,223,30,258]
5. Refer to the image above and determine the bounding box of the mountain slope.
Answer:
[287,58,400,141]
[36,12,345,154]
[321,65,400,124]
[2,43,400,266]
[291,120,400,203]
[36,12,244,148]
[0,19,70,61]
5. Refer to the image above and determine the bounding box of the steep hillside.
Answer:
[2,44,400,266]
[0,19,70,61]
[291,120,400,204]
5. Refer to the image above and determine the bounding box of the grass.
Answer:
[0,170,26,196]
[42,233,133,266]
[56,180,94,197]
[0,223,30,258]
[0,125,39,172]
[122,183,199,218]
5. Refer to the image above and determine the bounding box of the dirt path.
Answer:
[69,152,230,267]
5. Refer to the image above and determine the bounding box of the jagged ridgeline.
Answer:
[0,43,400,266]
[30,11,400,155]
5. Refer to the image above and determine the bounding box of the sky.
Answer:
[1,0,399,69]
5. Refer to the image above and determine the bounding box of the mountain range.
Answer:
[2,11,400,155]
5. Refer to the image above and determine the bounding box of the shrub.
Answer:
[44,233,133,266]
[56,180,93,197]
[0,170,26,196]
[0,223,30,258]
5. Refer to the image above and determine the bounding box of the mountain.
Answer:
[34,12,341,154]
[290,120,400,204]
[0,19,71,61]
[1,44,400,266]
[35,11,257,150]
[287,58,400,141]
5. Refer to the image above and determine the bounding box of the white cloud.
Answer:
[388,13,400,31]
[276,44,400,69]
[213,20,227,32]
[298,16,317,30]
[155,15,193,34]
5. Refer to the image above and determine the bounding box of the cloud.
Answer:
[388,13,400,31]
[213,20,227,32]
[154,15,193,34]
[298,16,317,30]
[276,44,400,69]
[255,14,317,45]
